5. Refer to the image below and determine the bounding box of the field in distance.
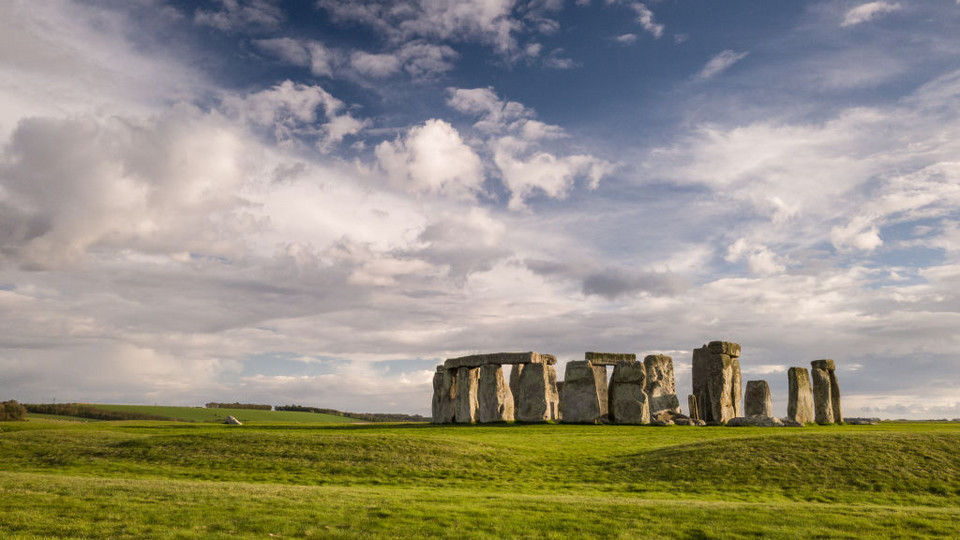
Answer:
[27,403,361,423]
[1,418,958,538]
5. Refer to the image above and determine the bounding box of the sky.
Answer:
[1,0,959,419]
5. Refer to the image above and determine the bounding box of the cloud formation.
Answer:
[698,50,749,80]
[841,2,901,27]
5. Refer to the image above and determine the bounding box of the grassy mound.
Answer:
[1,420,958,537]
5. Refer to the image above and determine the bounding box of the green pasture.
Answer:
[90,404,359,423]
[1,419,958,538]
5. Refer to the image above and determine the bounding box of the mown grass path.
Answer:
[1,419,958,538]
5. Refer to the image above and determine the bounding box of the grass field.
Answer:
[90,404,360,423]
[1,419,958,538]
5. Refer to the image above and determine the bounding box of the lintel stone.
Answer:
[707,341,741,357]
[811,359,835,371]
[584,352,636,366]
[444,351,557,370]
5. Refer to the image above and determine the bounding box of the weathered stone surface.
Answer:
[707,341,741,357]
[830,370,843,424]
[560,361,602,423]
[727,416,785,427]
[609,383,650,424]
[692,344,742,424]
[644,354,680,415]
[585,352,636,366]
[744,380,773,417]
[455,367,480,423]
[477,365,514,423]
[509,364,523,413]
[688,394,699,421]
[516,363,560,422]
[608,361,649,424]
[779,418,804,427]
[844,417,880,425]
[592,364,609,417]
[444,352,557,370]
[431,368,457,423]
[787,367,815,424]
[611,360,645,384]
[811,359,836,371]
[225,416,242,425]
[812,368,834,425]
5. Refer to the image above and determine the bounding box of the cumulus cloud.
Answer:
[446,87,613,208]
[224,80,368,151]
[698,49,749,80]
[613,33,637,45]
[841,2,901,27]
[629,2,664,39]
[375,119,485,200]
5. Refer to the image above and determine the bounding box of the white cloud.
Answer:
[614,33,637,45]
[350,51,402,78]
[698,49,749,80]
[725,239,788,276]
[375,119,485,200]
[629,2,664,39]
[194,0,284,32]
[493,137,612,210]
[841,2,901,27]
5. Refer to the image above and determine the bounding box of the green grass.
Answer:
[1,419,958,538]
[34,404,360,424]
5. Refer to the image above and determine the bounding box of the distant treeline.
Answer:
[204,402,272,410]
[275,404,428,423]
[1,400,27,421]
[24,403,176,421]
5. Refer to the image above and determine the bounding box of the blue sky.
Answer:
[1,0,959,418]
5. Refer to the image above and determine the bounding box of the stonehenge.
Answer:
[787,367,815,424]
[812,359,842,424]
[691,341,742,424]
[744,380,773,417]
[430,344,846,428]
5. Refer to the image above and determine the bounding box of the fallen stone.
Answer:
[585,352,636,366]
[560,361,603,423]
[726,416,785,427]
[444,352,557,370]
[477,364,514,423]
[811,367,834,425]
[225,416,242,425]
[779,418,804,427]
[455,367,480,423]
[787,367,815,424]
[644,354,681,416]
[431,367,457,423]
[843,417,880,425]
[515,363,560,422]
[744,380,773,417]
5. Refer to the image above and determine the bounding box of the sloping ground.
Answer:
[1,421,958,537]
[32,404,361,423]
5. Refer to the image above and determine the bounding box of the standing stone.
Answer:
[644,354,681,415]
[688,394,699,421]
[516,363,560,422]
[691,341,743,424]
[787,367,814,424]
[477,365,514,423]
[509,364,524,413]
[560,361,603,423]
[812,367,834,424]
[811,359,842,424]
[608,361,649,424]
[744,380,773,417]
[455,367,480,423]
[431,367,457,423]
[592,364,609,417]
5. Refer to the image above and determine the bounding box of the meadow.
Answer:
[1,416,958,538]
